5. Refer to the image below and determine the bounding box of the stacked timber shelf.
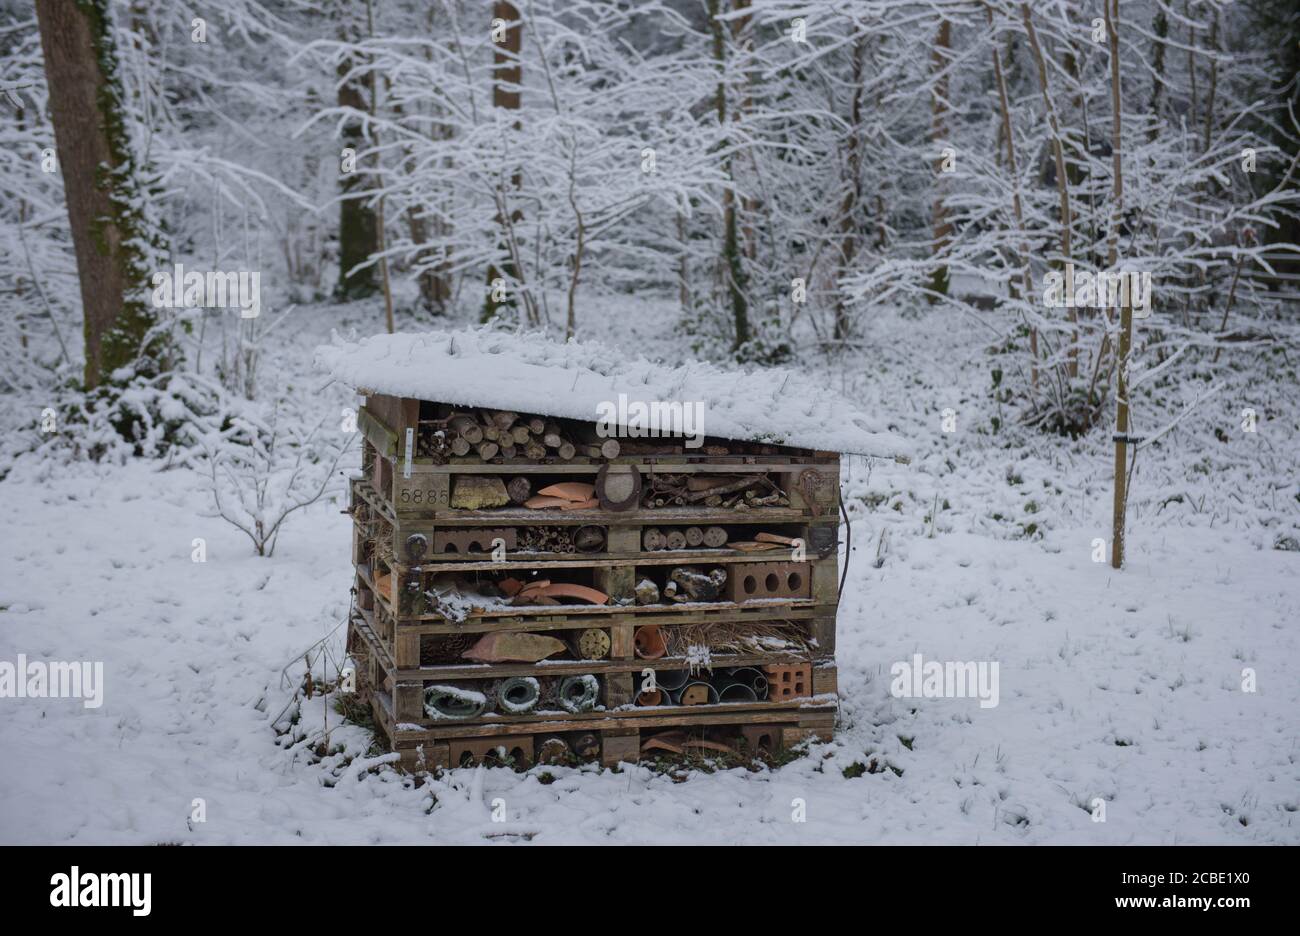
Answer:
[317,328,908,770]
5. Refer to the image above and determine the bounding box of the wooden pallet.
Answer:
[366,686,836,770]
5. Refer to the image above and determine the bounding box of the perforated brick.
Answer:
[762,663,812,701]
[726,561,812,602]
[448,735,534,768]
[433,527,518,554]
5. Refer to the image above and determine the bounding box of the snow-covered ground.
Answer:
[1,297,1296,844]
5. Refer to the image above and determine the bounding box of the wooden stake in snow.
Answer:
[1106,0,1133,570]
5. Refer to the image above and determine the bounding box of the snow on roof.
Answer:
[315,327,910,460]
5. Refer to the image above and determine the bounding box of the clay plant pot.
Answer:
[635,688,664,707]
[633,624,668,660]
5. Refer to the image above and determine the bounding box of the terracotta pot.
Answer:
[634,625,668,660]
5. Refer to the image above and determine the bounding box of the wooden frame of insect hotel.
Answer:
[317,328,908,769]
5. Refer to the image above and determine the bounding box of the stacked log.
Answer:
[642,526,729,550]
[415,410,791,463]
[417,409,588,463]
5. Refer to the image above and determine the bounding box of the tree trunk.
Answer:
[35,0,170,390]
[708,0,749,351]
[1148,9,1168,142]
[406,5,452,315]
[834,35,867,341]
[929,17,952,299]
[1022,3,1077,377]
[988,13,1037,390]
[676,210,691,316]
[483,1,523,323]
[365,0,394,333]
[335,3,379,300]
[408,209,450,314]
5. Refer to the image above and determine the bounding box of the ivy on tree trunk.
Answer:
[35,0,172,390]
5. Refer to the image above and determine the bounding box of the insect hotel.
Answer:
[317,328,906,770]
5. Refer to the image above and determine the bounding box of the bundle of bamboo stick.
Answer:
[642,473,789,509]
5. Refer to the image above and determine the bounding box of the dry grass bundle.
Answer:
[372,517,395,565]
[665,620,810,658]
[420,632,479,666]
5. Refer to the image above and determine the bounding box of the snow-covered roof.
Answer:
[315,327,910,460]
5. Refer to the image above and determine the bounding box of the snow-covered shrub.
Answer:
[186,397,357,557]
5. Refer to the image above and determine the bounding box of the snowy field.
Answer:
[1,297,1297,845]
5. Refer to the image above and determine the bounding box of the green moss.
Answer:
[77,0,173,387]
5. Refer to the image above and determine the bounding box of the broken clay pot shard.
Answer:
[537,482,596,501]
[462,632,568,663]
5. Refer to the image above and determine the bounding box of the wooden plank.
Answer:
[370,689,397,737]
[604,526,641,554]
[387,604,821,636]
[393,632,420,669]
[391,473,450,515]
[811,553,839,605]
[387,652,816,682]
[811,664,838,697]
[362,569,820,623]
[384,548,836,573]
[811,615,837,657]
[609,623,634,660]
[603,672,634,709]
[384,706,827,742]
[600,731,640,767]
[350,613,816,681]
[396,457,838,475]
[361,561,825,629]
[393,740,449,771]
[364,394,402,431]
[391,697,836,733]
[783,463,840,516]
[389,505,809,527]
[351,609,397,673]
[797,711,836,742]
[395,569,426,617]
[399,397,420,438]
[357,407,398,458]
[351,477,398,527]
[388,604,822,634]
[394,683,424,722]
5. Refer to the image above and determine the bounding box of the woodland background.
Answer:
[0,1,1297,844]
[1,0,1296,453]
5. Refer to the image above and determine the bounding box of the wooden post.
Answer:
[1111,298,1133,569]
[1107,0,1130,570]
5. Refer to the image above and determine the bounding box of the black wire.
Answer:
[838,484,852,600]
